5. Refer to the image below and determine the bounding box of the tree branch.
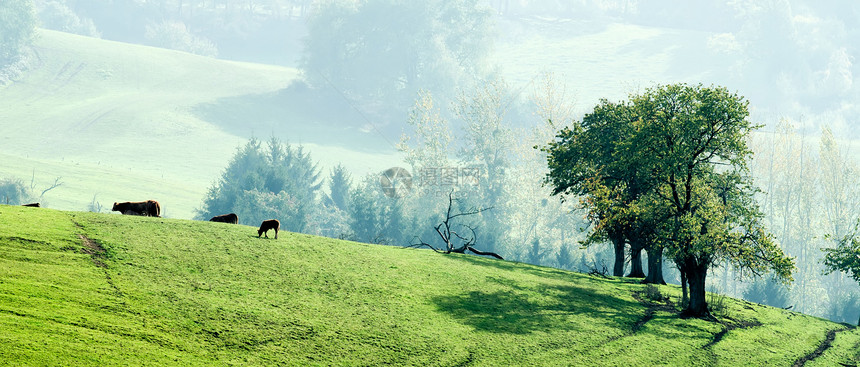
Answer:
[39,177,63,198]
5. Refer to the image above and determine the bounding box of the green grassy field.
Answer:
[1,205,857,366]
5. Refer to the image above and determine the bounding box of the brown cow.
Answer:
[21,203,40,207]
[112,200,161,217]
[210,213,238,224]
[258,219,280,239]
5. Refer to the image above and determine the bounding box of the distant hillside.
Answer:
[0,205,857,366]
[0,30,400,218]
[493,18,721,113]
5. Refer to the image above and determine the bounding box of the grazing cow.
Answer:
[112,200,161,217]
[210,213,238,224]
[258,219,280,239]
[21,203,40,207]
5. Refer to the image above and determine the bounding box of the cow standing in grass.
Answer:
[210,213,238,224]
[258,219,280,239]
[112,200,161,217]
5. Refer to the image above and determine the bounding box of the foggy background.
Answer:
[1,0,859,323]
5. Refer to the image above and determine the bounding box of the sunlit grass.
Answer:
[1,205,857,365]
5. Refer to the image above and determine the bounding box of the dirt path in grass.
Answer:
[702,315,763,349]
[77,233,124,298]
[791,328,846,367]
[627,289,677,333]
[629,287,769,365]
[71,215,126,300]
[78,233,108,268]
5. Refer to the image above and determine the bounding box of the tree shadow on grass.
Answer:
[447,252,639,287]
[431,254,647,335]
[432,284,642,335]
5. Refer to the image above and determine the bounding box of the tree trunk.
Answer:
[682,259,710,318]
[627,238,646,278]
[680,269,688,308]
[610,230,625,277]
[643,246,666,285]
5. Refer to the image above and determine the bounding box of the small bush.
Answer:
[0,177,32,205]
[643,284,668,303]
[708,291,729,318]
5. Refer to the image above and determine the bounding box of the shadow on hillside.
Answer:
[449,253,636,287]
[432,282,641,335]
[430,255,653,335]
[192,81,400,153]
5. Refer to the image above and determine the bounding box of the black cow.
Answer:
[210,213,238,224]
[112,200,161,217]
[21,203,40,207]
[258,219,280,239]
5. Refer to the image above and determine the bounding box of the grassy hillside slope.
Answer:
[492,19,720,110]
[1,205,857,366]
[0,30,400,218]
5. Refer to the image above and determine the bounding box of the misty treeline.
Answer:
[737,122,860,324]
[196,74,592,270]
[194,76,860,322]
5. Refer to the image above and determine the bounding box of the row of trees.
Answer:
[729,121,860,323]
[197,75,860,321]
[195,72,597,269]
[541,83,795,317]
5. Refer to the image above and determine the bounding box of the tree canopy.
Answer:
[301,0,494,108]
[197,137,322,232]
[823,222,860,284]
[0,0,37,67]
[542,98,658,279]
[543,83,795,317]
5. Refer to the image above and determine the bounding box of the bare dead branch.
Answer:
[465,246,504,260]
[448,206,493,221]
[405,242,445,253]
[39,177,64,198]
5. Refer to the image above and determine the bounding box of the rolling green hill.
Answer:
[1,205,857,366]
[0,30,401,219]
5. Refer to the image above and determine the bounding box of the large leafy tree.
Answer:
[302,0,494,109]
[198,137,322,233]
[545,83,795,317]
[0,0,37,67]
[629,84,794,317]
[542,99,656,279]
